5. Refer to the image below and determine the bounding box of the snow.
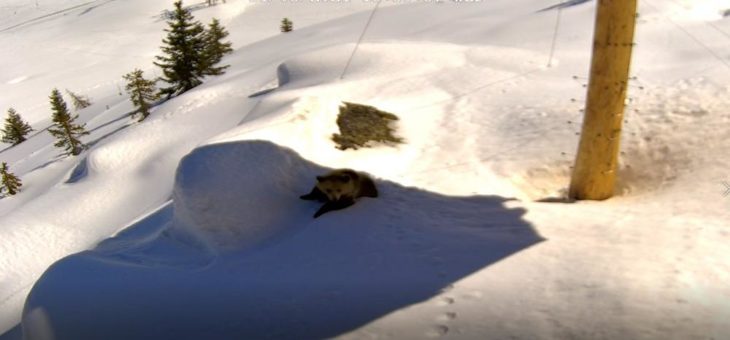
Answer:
[1,0,729,338]
[23,140,542,340]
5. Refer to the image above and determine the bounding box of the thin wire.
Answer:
[3,1,555,178]
[0,0,101,32]
[706,21,730,41]
[643,0,730,70]
[663,0,730,41]
[547,1,565,67]
[405,68,544,113]
[340,0,383,80]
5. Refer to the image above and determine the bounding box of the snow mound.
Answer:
[171,140,324,251]
[170,139,544,254]
[21,140,543,339]
[274,45,353,88]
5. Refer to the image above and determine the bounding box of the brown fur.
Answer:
[300,169,378,217]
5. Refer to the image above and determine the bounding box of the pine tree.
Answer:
[200,18,233,76]
[47,89,89,156]
[0,162,22,196]
[154,0,207,98]
[123,69,159,122]
[65,89,92,111]
[280,18,293,33]
[1,108,33,145]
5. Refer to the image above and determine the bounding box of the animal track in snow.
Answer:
[435,296,455,307]
[435,311,457,322]
[462,290,484,300]
[425,325,450,338]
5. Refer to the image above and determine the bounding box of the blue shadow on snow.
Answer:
[21,140,544,340]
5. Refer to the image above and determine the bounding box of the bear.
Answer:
[300,169,378,218]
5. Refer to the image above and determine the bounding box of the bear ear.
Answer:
[316,175,324,182]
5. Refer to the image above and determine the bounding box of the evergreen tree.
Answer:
[65,89,92,111]
[0,162,22,196]
[280,18,293,33]
[154,0,207,98]
[47,89,89,156]
[123,69,159,122]
[1,108,33,145]
[200,18,233,76]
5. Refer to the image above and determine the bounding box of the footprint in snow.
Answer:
[425,325,449,338]
[435,312,457,322]
[435,296,455,307]
[462,290,484,301]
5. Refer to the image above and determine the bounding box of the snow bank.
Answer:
[4,0,730,338]
[22,140,543,339]
[171,140,321,251]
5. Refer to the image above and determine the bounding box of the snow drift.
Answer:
[2,0,730,338]
[22,140,542,339]
[171,140,323,250]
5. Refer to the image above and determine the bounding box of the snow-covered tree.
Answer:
[48,88,89,156]
[65,89,92,111]
[280,18,293,33]
[200,18,233,76]
[154,0,207,98]
[1,108,33,145]
[123,69,159,122]
[0,162,22,196]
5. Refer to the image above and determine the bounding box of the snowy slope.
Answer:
[0,0,378,333]
[20,141,540,339]
[2,0,730,338]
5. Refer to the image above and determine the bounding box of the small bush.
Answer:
[280,18,293,33]
[332,102,403,150]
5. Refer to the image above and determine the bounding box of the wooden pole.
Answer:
[569,0,638,200]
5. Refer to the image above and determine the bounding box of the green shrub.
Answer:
[332,102,403,150]
[280,18,293,33]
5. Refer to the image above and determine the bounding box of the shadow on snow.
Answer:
[22,140,544,340]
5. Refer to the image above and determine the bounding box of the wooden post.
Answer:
[569,0,638,200]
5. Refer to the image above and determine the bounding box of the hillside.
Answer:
[1,0,729,339]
